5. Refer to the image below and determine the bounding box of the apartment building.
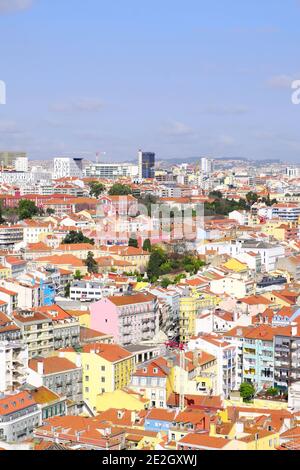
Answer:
[179,297,201,344]
[274,329,300,393]
[276,255,300,282]
[37,305,80,350]
[0,391,41,443]
[90,293,159,346]
[272,203,300,222]
[188,334,238,398]
[0,225,23,249]
[28,356,83,414]
[0,341,28,392]
[131,357,171,409]
[0,312,21,342]
[60,343,134,413]
[13,309,54,358]
[0,286,18,316]
[225,325,294,392]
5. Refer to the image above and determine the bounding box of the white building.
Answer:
[0,391,41,442]
[188,335,238,397]
[230,240,285,273]
[14,157,28,172]
[201,157,214,175]
[286,167,300,179]
[85,162,139,179]
[0,341,28,393]
[53,157,83,179]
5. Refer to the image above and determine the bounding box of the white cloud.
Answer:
[0,0,34,13]
[50,98,103,113]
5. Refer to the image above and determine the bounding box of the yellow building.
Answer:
[179,297,201,343]
[0,265,11,279]
[169,350,218,396]
[96,389,150,412]
[261,291,293,309]
[60,342,135,412]
[210,421,280,450]
[223,258,248,273]
[66,309,91,328]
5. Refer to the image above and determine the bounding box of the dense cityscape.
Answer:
[2,0,300,458]
[0,150,297,451]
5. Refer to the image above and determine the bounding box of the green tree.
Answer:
[108,183,132,196]
[64,282,71,298]
[74,270,83,280]
[161,277,172,288]
[17,200,39,220]
[85,251,99,274]
[46,208,55,215]
[240,382,255,403]
[147,247,168,281]
[266,387,279,397]
[143,239,152,252]
[128,237,139,248]
[246,191,258,205]
[0,202,4,224]
[209,191,223,200]
[62,230,95,245]
[89,181,105,198]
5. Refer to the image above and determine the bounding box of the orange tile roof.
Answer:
[81,342,133,363]
[30,386,62,405]
[179,433,229,449]
[0,391,36,416]
[29,357,79,375]
[107,293,156,307]
[36,254,84,267]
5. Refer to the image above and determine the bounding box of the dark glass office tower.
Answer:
[138,150,155,179]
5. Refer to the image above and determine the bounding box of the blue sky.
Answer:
[0,0,300,162]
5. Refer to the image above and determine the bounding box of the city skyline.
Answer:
[1,0,300,164]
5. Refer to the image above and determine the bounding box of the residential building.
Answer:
[28,356,83,414]
[90,293,159,346]
[0,341,28,392]
[13,309,54,359]
[59,342,135,413]
[0,391,41,443]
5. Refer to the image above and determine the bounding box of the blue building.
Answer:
[144,409,177,433]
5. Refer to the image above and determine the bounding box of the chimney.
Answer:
[236,421,244,435]
[292,322,298,338]
[37,361,44,375]
[75,354,82,368]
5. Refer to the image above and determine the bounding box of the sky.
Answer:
[0,0,300,163]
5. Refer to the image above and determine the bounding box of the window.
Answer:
[101,366,105,371]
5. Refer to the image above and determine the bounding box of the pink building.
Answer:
[90,293,159,346]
